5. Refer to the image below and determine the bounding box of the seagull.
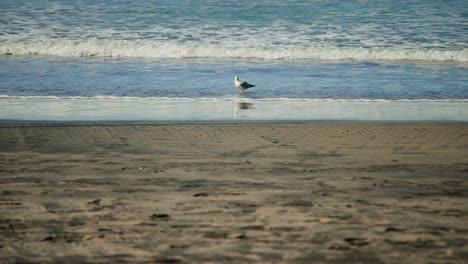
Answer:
[234,76,255,94]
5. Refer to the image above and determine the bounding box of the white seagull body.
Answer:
[234,76,255,93]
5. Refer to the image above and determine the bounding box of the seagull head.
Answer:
[235,76,239,81]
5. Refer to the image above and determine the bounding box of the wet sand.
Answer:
[0,121,467,263]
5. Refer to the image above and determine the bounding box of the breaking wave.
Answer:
[1,40,467,62]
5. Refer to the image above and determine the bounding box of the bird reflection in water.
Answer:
[238,102,254,110]
[234,102,255,118]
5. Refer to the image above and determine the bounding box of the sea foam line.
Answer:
[1,40,467,62]
[1,95,467,103]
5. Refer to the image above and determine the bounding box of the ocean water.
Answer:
[0,0,467,121]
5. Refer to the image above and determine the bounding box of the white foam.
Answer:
[1,95,467,103]
[1,40,467,62]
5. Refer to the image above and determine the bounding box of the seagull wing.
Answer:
[240,81,255,89]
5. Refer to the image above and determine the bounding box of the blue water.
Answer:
[1,57,467,100]
[0,0,467,120]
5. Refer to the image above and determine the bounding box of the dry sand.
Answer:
[0,121,467,263]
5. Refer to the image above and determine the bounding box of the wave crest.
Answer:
[1,40,467,62]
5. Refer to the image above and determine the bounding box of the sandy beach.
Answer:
[0,121,467,263]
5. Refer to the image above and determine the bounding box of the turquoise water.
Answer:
[0,0,467,120]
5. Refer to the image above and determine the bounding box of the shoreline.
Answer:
[1,121,467,263]
[1,119,467,126]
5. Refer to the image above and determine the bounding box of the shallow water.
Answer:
[1,97,467,121]
[1,57,467,100]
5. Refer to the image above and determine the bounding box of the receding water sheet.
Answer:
[1,98,466,121]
